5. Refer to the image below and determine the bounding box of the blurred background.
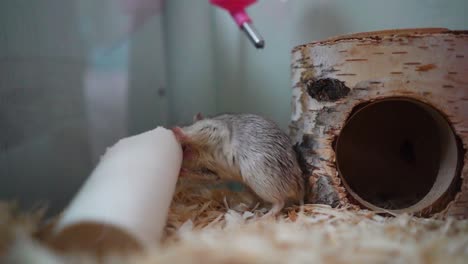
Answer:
[1,0,467,214]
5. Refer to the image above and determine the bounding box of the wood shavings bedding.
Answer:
[2,179,468,264]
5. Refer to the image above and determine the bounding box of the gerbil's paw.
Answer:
[260,212,276,220]
[260,201,285,220]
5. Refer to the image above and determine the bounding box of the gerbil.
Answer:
[172,113,305,217]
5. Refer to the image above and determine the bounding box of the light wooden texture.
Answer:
[290,29,468,218]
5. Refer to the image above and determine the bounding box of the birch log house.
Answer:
[290,28,468,219]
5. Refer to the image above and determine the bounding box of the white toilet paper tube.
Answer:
[52,127,182,249]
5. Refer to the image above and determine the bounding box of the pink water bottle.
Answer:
[210,0,265,49]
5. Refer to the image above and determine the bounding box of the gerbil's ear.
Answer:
[193,112,204,122]
[171,126,188,142]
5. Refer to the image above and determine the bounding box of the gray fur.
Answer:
[181,114,305,207]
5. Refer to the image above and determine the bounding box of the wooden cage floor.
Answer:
[2,180,468,264]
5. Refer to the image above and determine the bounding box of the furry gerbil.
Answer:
[172,113,305,217]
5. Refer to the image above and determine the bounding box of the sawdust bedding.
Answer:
[1,179,468,264]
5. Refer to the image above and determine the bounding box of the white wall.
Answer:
[0,0,91,214]
[0,0,167,214]
[166,0,468,129]
[163,0,218,124]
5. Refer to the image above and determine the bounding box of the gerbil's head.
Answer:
[171,113,229,177]
[173,113,228,146]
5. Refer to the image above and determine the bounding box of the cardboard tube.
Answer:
[51,127,182,253]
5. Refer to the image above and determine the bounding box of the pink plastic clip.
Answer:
[210,0,256,27]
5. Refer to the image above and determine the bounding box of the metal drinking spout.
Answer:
[241,22,264,48]
[210,0,265,49]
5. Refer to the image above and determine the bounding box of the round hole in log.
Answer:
[335,98,461,213]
